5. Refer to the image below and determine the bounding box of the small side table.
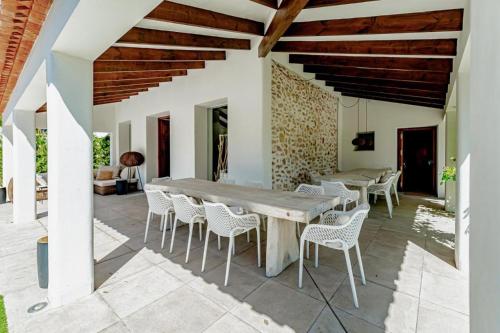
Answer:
[116,179,129,195]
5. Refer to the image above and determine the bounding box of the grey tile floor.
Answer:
[0,193,469,332]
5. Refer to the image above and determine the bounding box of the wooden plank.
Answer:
[94,77,173,88]
[289,54,453,72]
[94,83,160,93]
[250,0,278,9]
[258,0,309,57]
[119,27,250,50]
[325,81,446,99]
[340,91,444,109]
[306,0,377,8]
[94,70,186,82]
[304,65,450,83]
[316,74,449,91]
[94,99,127,106]
[273,39,457,56]
[93,61,205,73]
[98,47,226,61]
[334,86,445,103]
[146,1,264,35]
[285,9,464,36]
[94,91,141,99]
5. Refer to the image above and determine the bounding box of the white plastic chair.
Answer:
[202,202,261,286]
[391,171,402,206]
[321,181,360,211]
[299,204,370,308]
[169,194,206,263]
[367,174,396,218]
[144,190,174,248]
[295,184,325,257]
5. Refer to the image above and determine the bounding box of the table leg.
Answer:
[360,186,369,204]
[265,216,299,277]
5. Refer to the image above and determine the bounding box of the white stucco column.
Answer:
[12,110,36,223]
[46,52,94,306]
[455,59,470,272]
[2,119,14,189]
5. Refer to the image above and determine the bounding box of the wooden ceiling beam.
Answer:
[316,74,449,91]
[258,0,309,57]
[94,99,126,106]
[94,83,160,93]
[94,70,186,82]
[306,0,377,8]
[304,65,450,83]
[98,47,226,61]
[289,54,453,72]
[94,77,173,88]
[146,1,264,35]
[94,91,141,99]
[285,9,463,36]
[340,91,444,109]
[273,39,457,56]
[249,0,278,9]
[93,61,205,73]
[326,82,446,99]
[119,27,250,50]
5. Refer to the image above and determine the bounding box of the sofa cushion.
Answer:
[96,170,114,180]
[94,179,117,187]
[98,165,121,178]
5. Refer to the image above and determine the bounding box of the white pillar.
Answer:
[46,52,94,306]
[455,63,470,272]
[470,1,500,331]
[12,110,36,223]
[2,120,14,189]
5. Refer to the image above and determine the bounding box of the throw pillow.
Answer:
[96,170,114,180]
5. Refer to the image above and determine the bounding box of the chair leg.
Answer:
[232,238,236,255]
[161,214,168,249]
[296,222,301,239]
[374,194,378,204]
[355,242,366,285]
[160,214,164,232]
[199,221,203,241]
[186,223,194,263]
[218,235,221,251]
[256,227,261,267]
[201,229,211,272]
[298,237,305,288]
[385,191,393,218]
[169,217,178,253]
[247,231,250,243]
[306,240,310,259]
[225,236,234,286]
[344,248,359,308]
[144,211,152,243]
[315,243,319,268]
[393,184,400,206]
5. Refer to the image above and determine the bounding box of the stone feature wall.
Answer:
[272,61,339,191]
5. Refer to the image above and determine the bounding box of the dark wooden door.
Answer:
[158,117,170,177]
[397,126,437,195]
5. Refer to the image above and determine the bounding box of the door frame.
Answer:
[397,126,437,196]
[157,116,170,178]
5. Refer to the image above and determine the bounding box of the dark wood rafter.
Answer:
[325,82,446,98]
[93,96,131,103]
[95,90,149,98]
[316,74,449,92]
[119,27,251,50]
[94,92,140,99]
[258,0,310,57]
[94,77,173,88]
[273,39,458,56]
[306,0,377,8]
[340,91,444,109]
[93,61,205,73]
[304,65,450,83]
[94,70,187,82]
[284,9,463,36]
[94,83,160,93]
[146,1,264,35]
[249,0,278,9]
[289,54,453,72]
[94,99,127,106]
[333,86,445,103]
[98,47,226,61]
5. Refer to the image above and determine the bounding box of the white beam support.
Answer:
[12,110,36,223]
[47,52,94,306]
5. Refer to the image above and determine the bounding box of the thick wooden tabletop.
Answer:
[145,178,339,223]
[311,168,390,187]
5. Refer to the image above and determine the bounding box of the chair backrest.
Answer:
[295,184,325,196]
[393,170,402,185]
[170,193,204,223]
[203,201,241,237]
[145,190,173,215]
[321,204,370,249]
[321,181,360,203]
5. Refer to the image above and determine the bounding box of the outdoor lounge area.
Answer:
[0,0,498,332]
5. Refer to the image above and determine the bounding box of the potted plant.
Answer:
[440,166,457,185]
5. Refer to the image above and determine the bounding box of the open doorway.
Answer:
[397,126,437,196]
[158,116,170,177]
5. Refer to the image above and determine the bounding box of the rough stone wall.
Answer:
[272,61,338,191]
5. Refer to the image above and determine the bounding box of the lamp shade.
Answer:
[120,151,145,167]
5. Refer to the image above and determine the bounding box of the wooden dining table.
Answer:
[311,168,392,204]
[145,178,340,277]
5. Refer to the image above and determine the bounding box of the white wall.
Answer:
[340,97,446,198]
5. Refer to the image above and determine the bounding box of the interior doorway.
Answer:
[397,126,437,196]
[158,116,170,177]
[209,106,228,181]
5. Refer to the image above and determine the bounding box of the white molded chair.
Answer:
[295,184,326,258]
[299,204,370,308]
[391,171,402,206]
[144,190,174,248]
[321,181,360,211]
[169,194,206,263]
[202,202,261,286]
[367,174,396,218]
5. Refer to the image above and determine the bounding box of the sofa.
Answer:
[93,165,138,195]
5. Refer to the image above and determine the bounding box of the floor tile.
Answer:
[309,306,384,333]
[94,251,153,288]
[420,272,469,315]
[204,313,259,333]
[416,300,469,333]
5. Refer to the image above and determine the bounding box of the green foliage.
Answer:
[36,129,48,173]
[0,295,7,333]
[93,134,111,169]
[440,166,456,185]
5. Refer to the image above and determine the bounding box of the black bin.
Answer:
[0,187,6,204]
[116,179,129,195]
[37,236,48,289]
